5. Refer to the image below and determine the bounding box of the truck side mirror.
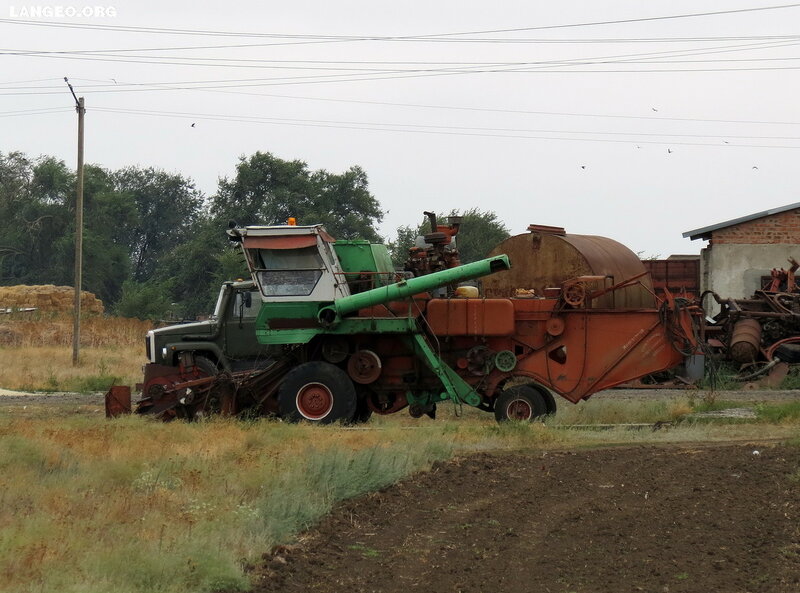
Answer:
[243,291,252,308]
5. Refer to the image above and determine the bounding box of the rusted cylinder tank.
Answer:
[729,318,762,363]
[485,227,656,309]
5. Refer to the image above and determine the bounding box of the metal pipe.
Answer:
[318,255,511,325]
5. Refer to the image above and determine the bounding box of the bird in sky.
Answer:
[667,148,673,154]
[191,123,196,128]
[651,107,658,112]
[752,166,759,170]
[580,165,586,170]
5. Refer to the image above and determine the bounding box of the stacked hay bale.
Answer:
[0,286,151,348]
[0,285,104,314]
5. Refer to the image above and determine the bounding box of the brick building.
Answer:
[683,202,800,310]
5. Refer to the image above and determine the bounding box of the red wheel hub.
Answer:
[296,382,334,420]
[506,399,532,420]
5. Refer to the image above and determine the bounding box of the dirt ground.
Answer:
[246,444,800,593]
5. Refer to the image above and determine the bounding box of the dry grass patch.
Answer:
[0,315,151,391]
[0,345,143,392]
[0,315,151,348]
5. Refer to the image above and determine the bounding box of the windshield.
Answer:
[255,246,324,297]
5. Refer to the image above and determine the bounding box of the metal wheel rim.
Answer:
[296,382,334,420]
[506,399,533,420]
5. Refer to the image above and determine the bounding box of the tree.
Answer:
[113,167,204,281]
[0,154,74,285]
[212,152,383,240]
[452,208,511,263]
[151,218,248,319]
[389,208,510,266]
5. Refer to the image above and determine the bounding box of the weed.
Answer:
[692,400,742,413]
[348,544,380,558]
[756,401,800,423]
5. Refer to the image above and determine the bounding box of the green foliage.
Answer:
[756,401,800,423]
[691,400,741,413]
[388,224,419,267]
[212,151,383,241]
[780,366,800,390]
[113,166,204,281]
[114,280,173,320]
[451,207,511,263]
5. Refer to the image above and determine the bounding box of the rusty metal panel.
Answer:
[643,258,700,299]
[485,231,655,308]
[426,299,516,336]
[105,385,131,418]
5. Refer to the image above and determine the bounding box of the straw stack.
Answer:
[0,285,104,314]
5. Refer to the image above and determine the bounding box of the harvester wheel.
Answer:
[494,385,547,422]
[185,356,224,419]
[278,361,357,424]
[526,383,557,416]
[353,394,374,423]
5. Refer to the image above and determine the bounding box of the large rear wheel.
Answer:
[278,361,357,424]
[494,384,548,422]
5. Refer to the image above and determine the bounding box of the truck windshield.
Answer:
[256,247,324,297]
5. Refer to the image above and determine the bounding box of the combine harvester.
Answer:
[118,214,700,423]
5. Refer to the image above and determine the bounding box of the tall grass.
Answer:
[0,416,453,593]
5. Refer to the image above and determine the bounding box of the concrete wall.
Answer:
[698,208,800,315]
[701,243,800,315]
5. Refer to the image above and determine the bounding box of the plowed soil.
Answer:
[246,444,800,593]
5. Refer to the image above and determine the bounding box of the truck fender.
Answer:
[164,342,228,371]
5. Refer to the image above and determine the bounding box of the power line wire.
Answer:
[0,107,72,117]
[1,39,796,93]
[1,3,798,41]
[89,105,800,140]
[89,105,800,149]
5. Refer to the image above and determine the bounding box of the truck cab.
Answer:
[145,280,271,371]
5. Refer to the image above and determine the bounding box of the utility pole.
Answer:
[65,78,85,366]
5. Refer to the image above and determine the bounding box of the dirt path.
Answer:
[248,444,800,593]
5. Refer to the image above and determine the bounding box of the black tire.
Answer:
[195,355,219,377]
[183,355,222,419]
[527,383,557,416]
[353,395,374,424]
[278,361,357,424]
[494,384,548,422]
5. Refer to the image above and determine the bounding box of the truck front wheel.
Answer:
[278,361,357,424]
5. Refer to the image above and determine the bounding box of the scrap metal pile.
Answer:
[702,257,800,385]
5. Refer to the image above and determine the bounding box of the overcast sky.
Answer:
[2,1,799,258]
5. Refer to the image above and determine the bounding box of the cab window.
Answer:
[256,247,324,297]
[229,291,260,320]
